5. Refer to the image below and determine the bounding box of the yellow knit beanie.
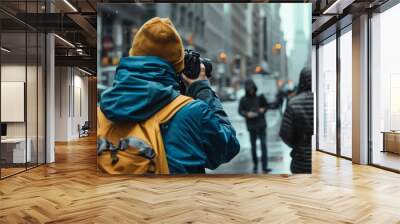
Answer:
[129,17,184,73]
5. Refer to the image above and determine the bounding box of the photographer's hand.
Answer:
[182,63,207,86]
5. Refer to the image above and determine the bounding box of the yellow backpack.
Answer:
[97,95,192,174]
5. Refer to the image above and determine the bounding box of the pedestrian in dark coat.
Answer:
[239,79,271,173]
[279,67,314,173]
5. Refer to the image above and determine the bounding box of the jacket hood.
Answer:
[244,79,257,96]
[297,67,311,93]
[100,56,180,122]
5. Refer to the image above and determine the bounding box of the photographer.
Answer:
[99,17,240,174]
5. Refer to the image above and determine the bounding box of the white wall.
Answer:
[54,67,89,141]
[1,65,41,137]
[1,63,46,164]
[1,65,26,135]
[55,67,69,141]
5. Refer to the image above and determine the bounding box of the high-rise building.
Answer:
[230,3,251,80]
[204,4,225,61]
[250,4,261,64]
[263,4,288,79]
[287,6,310,84]
[157,4,207,55]
[204,4,230,86]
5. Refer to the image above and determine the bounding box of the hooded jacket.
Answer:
[279,67,314,173]
[238,79,268,130]
[100,56,240,174]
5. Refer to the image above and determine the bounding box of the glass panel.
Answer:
[312,46,317,150]
[0,0,29,177]
[371,4,400,171]
[26,0,39,169]
[339,29,352,158]
[38,32,45,165]
[0,0,46,178]
[35,0,46,165]
[1,30,27,177]
[27,31,38,169]
[318,37,337,154]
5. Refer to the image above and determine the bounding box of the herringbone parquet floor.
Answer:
[1,136,400,223]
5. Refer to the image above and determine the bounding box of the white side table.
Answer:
[1,138,32,163]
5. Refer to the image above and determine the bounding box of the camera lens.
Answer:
[184,49,201,79]
[200,58,212,78]
[184,49,213,79]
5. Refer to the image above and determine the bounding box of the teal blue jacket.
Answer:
[100,56,240,174]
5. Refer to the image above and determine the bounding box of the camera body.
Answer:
[183,49,212,79]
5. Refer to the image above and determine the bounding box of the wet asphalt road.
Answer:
[206,100,292,174]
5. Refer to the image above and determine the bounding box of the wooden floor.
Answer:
[1,167,26,178]
[373,151,400,171]
[1,136,400,223]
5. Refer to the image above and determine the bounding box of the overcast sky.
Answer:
[280,3,312,54]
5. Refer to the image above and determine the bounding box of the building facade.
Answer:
[263,4,288,80]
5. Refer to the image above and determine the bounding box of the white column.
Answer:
[352,14,369,164]
[46,32,55,163]
[45,1,55,163]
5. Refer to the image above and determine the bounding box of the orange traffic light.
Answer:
[219,52,227,62]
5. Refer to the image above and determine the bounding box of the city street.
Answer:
[207,100,292,174]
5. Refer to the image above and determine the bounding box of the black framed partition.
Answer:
[315,22,353,160]
[368,0,400,172]
[0,0,47,179]
[315,0,400,173]
[338,25,353,159]
[316,34,337,156]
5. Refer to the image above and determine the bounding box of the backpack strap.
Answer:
[154,95,193,124]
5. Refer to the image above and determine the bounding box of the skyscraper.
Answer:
[287,5,311,84]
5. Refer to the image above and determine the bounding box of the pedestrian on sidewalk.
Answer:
[98,17,240,174]
[238,79,271,174]
[279,67,313,174]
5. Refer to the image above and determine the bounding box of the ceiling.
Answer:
[311,0,390,43]
[0,0,100,73]
[0,0,395,71]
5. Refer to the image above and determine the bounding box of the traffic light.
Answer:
[218,52,227,63]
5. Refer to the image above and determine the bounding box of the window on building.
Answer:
[171,4,177,23]
[180,6,186,27]
[195,17,200,33]
[188,12,193,29]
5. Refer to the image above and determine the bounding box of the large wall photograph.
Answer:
[97,3,312,175]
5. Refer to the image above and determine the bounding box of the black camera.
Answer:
[183,49,212,79]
